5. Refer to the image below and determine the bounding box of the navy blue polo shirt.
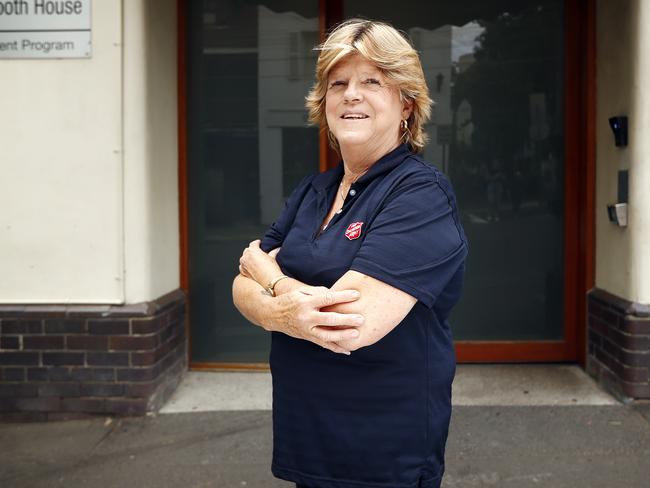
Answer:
[260,144,468,488]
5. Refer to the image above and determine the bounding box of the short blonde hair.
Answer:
[306,19,433,153]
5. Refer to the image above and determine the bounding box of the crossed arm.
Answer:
[232,240,417,354]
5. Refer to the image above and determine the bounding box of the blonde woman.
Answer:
[233,19,468,488]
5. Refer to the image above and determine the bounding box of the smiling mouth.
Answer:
[341,114,369,120]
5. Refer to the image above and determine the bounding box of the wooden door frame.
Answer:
[178,0,596,370]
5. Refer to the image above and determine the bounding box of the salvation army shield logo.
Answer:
[345,222,364,240]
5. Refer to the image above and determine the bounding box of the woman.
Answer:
[232,19,468,488]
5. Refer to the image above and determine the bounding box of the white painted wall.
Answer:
[0,0,123,303]
[122,0,179,303]
[0,0,180,304]
[596,0,650,304]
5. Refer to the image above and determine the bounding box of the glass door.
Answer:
[184,0,584,365]
[340,0,576,361]
[186,0,320,364]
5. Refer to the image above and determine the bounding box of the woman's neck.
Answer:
[339,140,400,179]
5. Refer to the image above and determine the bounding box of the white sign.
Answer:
[0,0,91,58]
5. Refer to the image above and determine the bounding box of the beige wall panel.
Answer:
[629,0,650,303]
[0,0,124,303]
[123,0,180,303]
[596,0,650,304]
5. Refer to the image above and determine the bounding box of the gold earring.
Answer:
[400,119,412,144]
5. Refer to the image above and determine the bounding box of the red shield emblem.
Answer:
[345,222,364,240]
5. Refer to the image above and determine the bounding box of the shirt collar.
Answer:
[311,144,412,192]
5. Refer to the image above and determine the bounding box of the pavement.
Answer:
[2,365,650,488]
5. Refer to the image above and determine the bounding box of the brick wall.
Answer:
[0,289,187,421]
[587,288,650,400]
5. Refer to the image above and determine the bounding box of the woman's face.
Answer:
[325,54,411,157]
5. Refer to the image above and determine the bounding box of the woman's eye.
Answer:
[364,78,381,85]
[330,80,346,88]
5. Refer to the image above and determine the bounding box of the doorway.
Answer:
[181,0,593,367]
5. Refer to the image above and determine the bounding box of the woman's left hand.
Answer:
[239,239,282,287]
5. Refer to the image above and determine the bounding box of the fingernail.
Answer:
[342,351,351,355]
[351,329,360,337]
[351,291,361,298]
[355,316,364,325]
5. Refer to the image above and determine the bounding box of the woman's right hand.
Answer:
[271,286,364,355]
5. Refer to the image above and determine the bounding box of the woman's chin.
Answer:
[335,134,373,150]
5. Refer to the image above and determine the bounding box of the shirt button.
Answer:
[349,189,357,196]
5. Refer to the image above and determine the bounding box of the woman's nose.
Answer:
[343,80,362,102]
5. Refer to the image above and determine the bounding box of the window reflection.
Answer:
[345,1,565,340]
[188,1,319,363]
[188,1,568,365]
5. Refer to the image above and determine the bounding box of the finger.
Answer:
[315,311,364,327]
[249,239,261,249]
[312,326,360,343]
[313,338,351,355]
[297,286,327,297]
[269,247,280,258]
[311,289,361,307]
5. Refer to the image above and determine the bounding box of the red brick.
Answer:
[27,368,48,381]
[87,352,128,366]
[2,319,43,334]
[106,398,148,416]
[619,350,650,367]
[42,352,84,366]
[622,383,650,398]
[110,334,157,351]
[88,319,129,335]
[587,299,607,319]
[131,351,157,366]
[44,319,85,334]
[161,352,176,370]
[600,337,622,362]
[38,383,81,397]
[0,383,38,398]
[14,397,61,412]
[0,352,39,365]
[622,317,650,335]
[23,335,64,350]
[0,398,17,411]
[66,335,108,350]
[588,330,602,348]
[600,307,620,328]
[609,328,650,351]
[3,367,25,381]
[619,365,649,383]
[159,323,176,343]
[70,367,115,382]
[116,365,160,382]
[80,383,124,397]
[168,305,186,326]
[124,382,157,398]
[593,346,616,371]
[0,336,20,349]
[48,367,72,381]
[61,398,107,413]
[131,315,166,334]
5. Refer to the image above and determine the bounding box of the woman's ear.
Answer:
[402,98,414,120]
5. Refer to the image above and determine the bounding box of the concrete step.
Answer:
[160,364,618,414]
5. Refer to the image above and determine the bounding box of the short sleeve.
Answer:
[350,174,468,308]
[260,175,314,253]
